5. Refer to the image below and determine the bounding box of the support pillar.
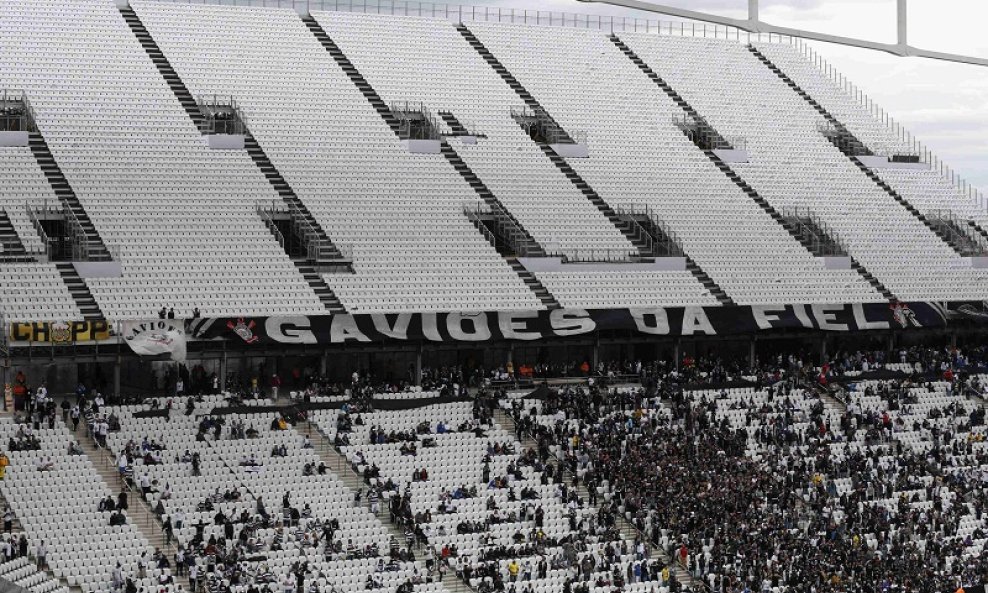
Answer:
[219,349,228,392]
[887,331,895,355]
[748,338,756,369]
[896,0,907,51]
[113,356,121,398]
[1,365,8,411]
[414,343,423,386]
[673,339,681,372]
[319,350,328,376]
[950,331,958,350]
[591,334,600,371]
[819,336,828,366]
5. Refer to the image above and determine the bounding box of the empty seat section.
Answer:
[469,23,881,305]
[0,0,327,320]
[131,1,540,314]
[621,33,988,301]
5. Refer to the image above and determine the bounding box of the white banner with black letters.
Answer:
[122,320,187,362]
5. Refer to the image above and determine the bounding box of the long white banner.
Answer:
[121,320,186,362]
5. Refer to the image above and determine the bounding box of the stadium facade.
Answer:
[1,0,987,394]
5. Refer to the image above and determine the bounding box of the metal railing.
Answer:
[0,90,35,133]
[463,201,542,257]
[24,199,111,262]
[780,205,848,257]
[146,0,793,41]
[256,200,350,262]
[792,38,986,215]
[197,94,246,135]
[256,201,288,248]
[555,248,637,263]
[927,209,988,256]
[672,113,745,151]
[391,101,442,140]
[614,204,684,258]
[510,105,587,147]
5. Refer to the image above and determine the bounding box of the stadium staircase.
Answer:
[120,7,205,132]
[0,211,33,263]
[302,16,562,310]
[54,263,102,321]
[505,258,559,310]
[925,211,988,257]
[492,407,701,590]
[611,34,895,302]
[456,24,572,144]
[122,5,349,313]
[746,45,984,260]
[458,26,683,266]
[437,111,479,138]
[299,418,472,590]
[302,16,402,135]
[536,145,660,258]
[70,422,192,593]
[443,141,561,309]
[27,131,109,319]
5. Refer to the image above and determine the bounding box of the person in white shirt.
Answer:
[35,541,46,569]
[188,562,198,591]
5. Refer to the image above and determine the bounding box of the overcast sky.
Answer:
[456,0,988,194]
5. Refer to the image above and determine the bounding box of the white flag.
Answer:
[122,320,187,362]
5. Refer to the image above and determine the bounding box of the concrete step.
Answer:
[68,418,192,592]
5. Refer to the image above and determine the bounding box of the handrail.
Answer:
[256,201,287,248]
[791,38,986,216]
[197,94,246,135]
[780,205,848,257]
[149,0,791,45]
[614,203,683,257]
[463,200,543,257]
[510,105,586,147]
[927,209,988,256]
[391,101,443,140]
[0,89,36,134]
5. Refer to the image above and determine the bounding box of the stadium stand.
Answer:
[6,340,988,592]
[618,33,988,302]
[463,22,883,306]
[5,2,988,592]
[0,0,984,317]
[127,0,544,314]
[0,149,82,322]
[0,0,331,320]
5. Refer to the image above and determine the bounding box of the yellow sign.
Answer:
[9,321,111,343]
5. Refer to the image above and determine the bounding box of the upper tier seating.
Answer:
[131,0,541,314]
[0,1,985,317]
[0,149,81,322]
[754,42,988,231]
[0,0,328,319]
[620,33,988,301]
[311,13,717,307]
[467,22,882,305]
